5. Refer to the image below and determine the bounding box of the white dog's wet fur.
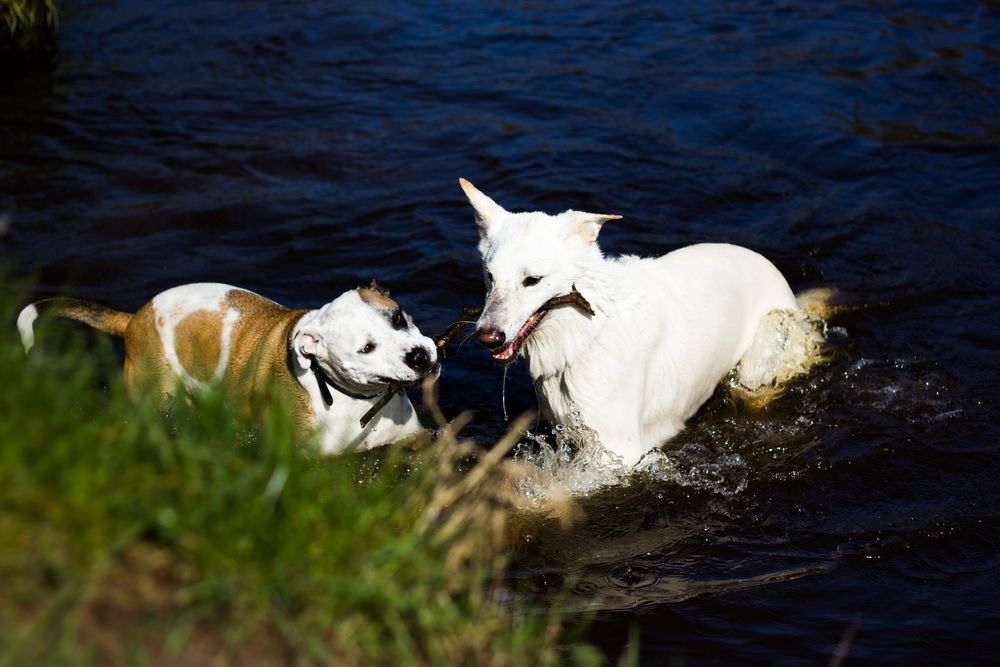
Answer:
[18,282,438,454]
[461,178,828,467]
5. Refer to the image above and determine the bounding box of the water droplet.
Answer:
[607,564,657,589]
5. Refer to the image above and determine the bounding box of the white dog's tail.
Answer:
[17,298,132,354]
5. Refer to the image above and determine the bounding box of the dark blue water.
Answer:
[2,1,998,663]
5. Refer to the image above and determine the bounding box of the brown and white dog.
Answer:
[17,281,439,453]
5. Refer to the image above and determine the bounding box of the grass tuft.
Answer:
[1,0,57,54]
[0,282,597,666]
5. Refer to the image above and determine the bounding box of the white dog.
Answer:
[460,178,822,466]
[18,281,438,453]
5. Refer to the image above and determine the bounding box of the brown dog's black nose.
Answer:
[476,328,506,350]
[404,347,433,373]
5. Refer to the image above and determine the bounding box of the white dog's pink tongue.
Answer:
[492,310,546,362]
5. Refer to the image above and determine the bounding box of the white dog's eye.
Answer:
[360,342,377,354]
[522,276,542,287]
[487,271,494,284]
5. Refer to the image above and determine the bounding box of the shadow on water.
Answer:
[2,0,998,663]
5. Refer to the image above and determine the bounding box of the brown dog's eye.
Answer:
[360,342,377,354]
[391,309,406,330]
[523,276,542,287]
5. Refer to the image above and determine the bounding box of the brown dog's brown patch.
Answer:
[357,286,399,312]
[173,310,224,383]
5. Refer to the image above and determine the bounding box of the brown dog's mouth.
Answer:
[491,310,547,363]
[377,367,437,387]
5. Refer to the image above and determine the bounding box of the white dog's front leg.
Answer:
[559,374,653,466]
[576,400,649,466]
[601,423,648,467]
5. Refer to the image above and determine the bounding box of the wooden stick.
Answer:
[539,285,595,317]
[434,306,483,357]
[433,286,595,357]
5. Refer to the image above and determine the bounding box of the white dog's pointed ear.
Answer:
[459,178,506,237]
[566,210,622,244]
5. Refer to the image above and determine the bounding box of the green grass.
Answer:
[1,0,57,53]
[0,286,603,666]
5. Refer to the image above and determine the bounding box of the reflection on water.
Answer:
[2,0,998,663]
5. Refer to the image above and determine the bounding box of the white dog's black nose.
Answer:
[404,347,433,373]
[476,328,505,350]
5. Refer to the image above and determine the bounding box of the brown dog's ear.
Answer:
[459,178,507,238]
[295,329,322,358]
[564,210,622,244]
[367,278,391,297]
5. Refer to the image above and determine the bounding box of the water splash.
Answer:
[729,308,828,402]
[840,356,960,425]
[634,445,749,497]
[511,404,631,502]
[511,404,750,502]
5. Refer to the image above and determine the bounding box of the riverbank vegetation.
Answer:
[0,285,601,666]
[1,0,57,53]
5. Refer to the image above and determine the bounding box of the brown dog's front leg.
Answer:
[434,306,484,358]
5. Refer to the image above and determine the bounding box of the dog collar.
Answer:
[306,355,405,428]
[308,355,380,405]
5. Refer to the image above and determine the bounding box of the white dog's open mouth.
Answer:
[492,310,547,363]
